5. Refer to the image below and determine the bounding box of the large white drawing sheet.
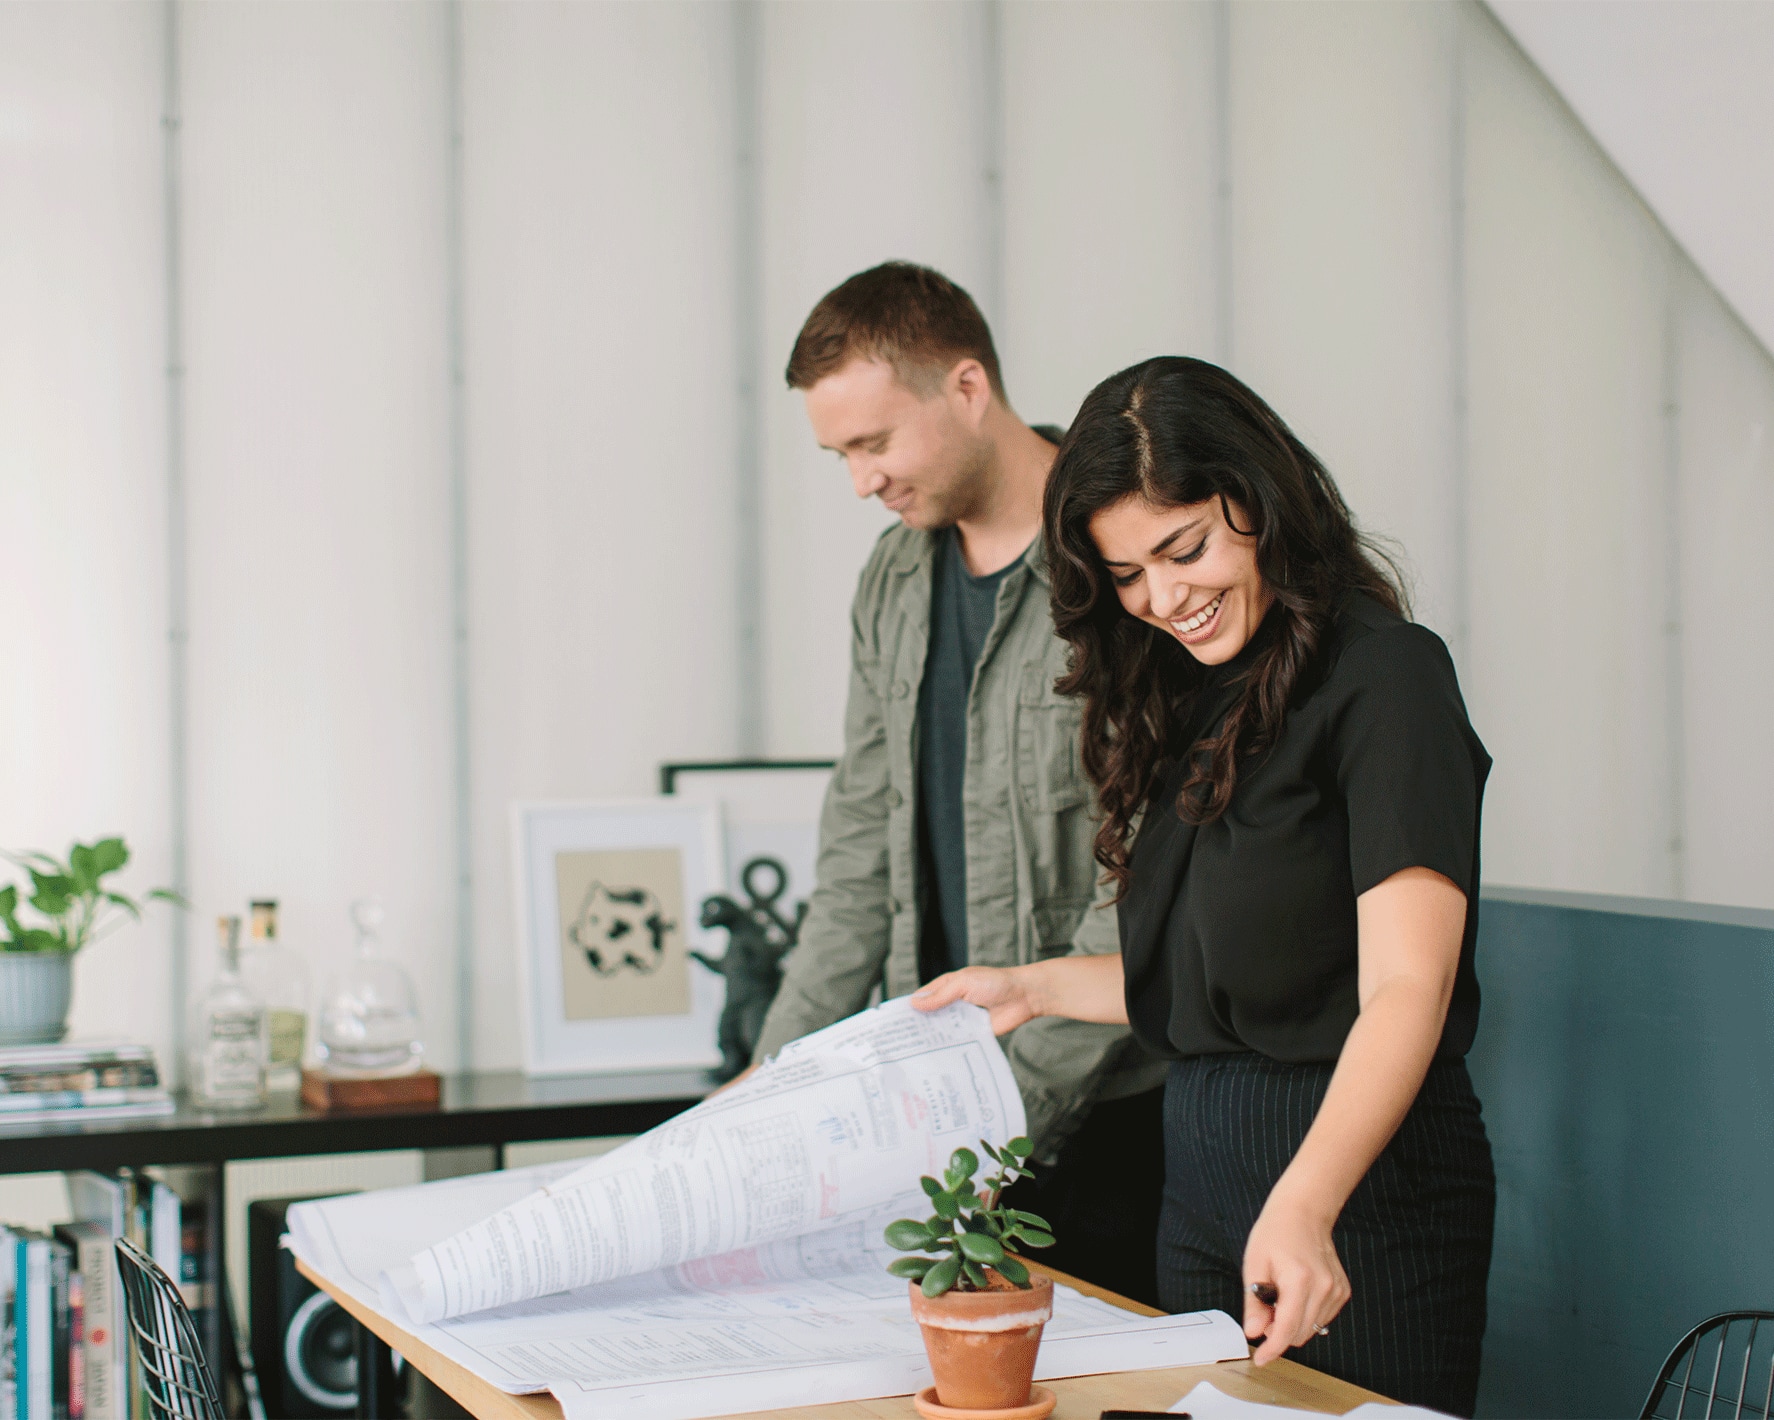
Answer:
[287,1159,1248,1420]
[285,1000,1251,1420]
[387,998,1025,1324]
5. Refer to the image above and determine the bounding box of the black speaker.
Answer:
[248,1196,360,1418]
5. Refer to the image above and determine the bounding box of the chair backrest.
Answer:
[1643,1312,1774,1420]
[114,1236,227,1420]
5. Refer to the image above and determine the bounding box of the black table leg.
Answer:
[354,1319,398,1418]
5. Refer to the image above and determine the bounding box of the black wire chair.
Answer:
[1643,1312,1774,1420]
[115,1236,227,1420]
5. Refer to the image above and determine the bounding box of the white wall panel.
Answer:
[1463,7,1674,897]
[0,2,175,1059]
[999,1,1218,431]
[179,4,458,1058]
[12,0,1774,1073]
[1230,1,1463,642]
[1676,269,1774,910]
[461,2,742,1068]
[758,1,997,757]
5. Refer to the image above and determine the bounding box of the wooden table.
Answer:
[297,1258,1392,1420]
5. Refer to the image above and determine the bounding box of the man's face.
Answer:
[802,358,991,530]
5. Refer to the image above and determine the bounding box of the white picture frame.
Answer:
[511,798,726,1076]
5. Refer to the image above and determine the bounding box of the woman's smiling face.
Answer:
[1089,494,1273,665]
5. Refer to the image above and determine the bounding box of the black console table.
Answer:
[0,1066,713,1173]
[0,1067,714,1416]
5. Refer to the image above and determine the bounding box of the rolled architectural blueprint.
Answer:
[384,998,1025,1324]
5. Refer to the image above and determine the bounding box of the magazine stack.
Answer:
[0,1044,173,1126]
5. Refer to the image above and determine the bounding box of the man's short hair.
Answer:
[785,262,1005,399]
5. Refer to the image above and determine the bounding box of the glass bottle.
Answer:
[189,915,268,1110]
[242,899,310,1093]
[316,899,423,1076]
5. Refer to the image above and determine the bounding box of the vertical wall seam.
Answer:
[446,0,475,1069]
[734,0,764,758]
[161,0,190,1083]
[1448,4,1472,674]
[980,0,1006,335]
[1212,0,1233,368]
[1661,254,1686,898]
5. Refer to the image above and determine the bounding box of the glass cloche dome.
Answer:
[315,898,423,1076]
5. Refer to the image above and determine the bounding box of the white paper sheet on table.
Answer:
[286,1001,1250,1420]
[1168,1380,1456,1419]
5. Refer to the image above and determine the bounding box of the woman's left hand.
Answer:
[1240,1194,1351,1365]
[910,965,1039,1035]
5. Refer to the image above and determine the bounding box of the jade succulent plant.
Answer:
[883,1136,1055,1297]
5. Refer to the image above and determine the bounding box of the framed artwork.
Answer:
[659,760,834,911]
[511,799,726,1075]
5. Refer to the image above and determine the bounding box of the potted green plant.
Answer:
[0,838,180,1046]
[884,1136,1059,1416]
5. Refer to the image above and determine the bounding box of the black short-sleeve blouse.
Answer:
[1118,593,1491,1062]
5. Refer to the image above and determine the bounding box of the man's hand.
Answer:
[709,1062,759,1097]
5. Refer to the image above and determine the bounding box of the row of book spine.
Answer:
[0,1172,208,1420]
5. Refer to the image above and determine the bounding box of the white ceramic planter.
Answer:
[0,951,74,1046]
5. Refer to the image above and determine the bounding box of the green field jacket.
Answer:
[752,522,1169,1160]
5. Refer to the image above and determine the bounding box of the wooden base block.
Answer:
[301,1067,441,1113]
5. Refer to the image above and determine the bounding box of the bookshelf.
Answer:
[0,1066,712,1415]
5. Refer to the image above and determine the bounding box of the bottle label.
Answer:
[201,1009,264,1098]
[267,1009,306,1067]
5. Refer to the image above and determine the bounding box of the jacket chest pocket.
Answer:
[1014,662,1088,811]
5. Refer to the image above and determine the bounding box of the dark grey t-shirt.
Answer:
[917,527,1024,977]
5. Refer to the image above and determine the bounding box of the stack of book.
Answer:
[0,1044,173,1125]
[0,1170,208,1420]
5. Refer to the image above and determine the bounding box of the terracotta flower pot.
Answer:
[908,1270,1052,1411]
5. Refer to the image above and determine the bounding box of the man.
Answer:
[750,263,1168,1306]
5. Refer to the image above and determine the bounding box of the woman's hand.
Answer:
[912,954,1129,1034]
[911,966,1041,1036]
[1241,1192,1351,1365]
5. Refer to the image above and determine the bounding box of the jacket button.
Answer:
[884,788,903,808]
[892,680,911,698]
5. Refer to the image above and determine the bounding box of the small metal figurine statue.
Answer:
[692,855,807,1081]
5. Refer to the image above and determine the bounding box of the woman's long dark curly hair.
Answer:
[1044,357,1407,897]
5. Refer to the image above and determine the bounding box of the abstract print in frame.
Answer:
[512,799,725,1074]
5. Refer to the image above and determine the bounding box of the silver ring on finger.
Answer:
[1314,1324,1330,1337]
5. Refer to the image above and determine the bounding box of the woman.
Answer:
[912,357,1495,1414]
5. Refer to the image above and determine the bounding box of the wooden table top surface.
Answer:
[297,1257,1390,1420]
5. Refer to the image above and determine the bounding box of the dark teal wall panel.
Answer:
[1469,890,1774,1418]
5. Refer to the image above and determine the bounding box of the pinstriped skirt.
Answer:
[1159,1053,1496,1417]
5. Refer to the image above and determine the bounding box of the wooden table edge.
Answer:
[295,1258,1393,1420]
